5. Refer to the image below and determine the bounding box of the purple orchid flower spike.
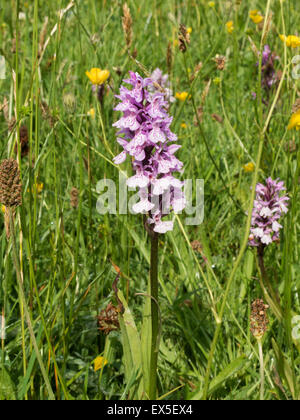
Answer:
[249,177,289,247]
[257,45,280,91]
[113,71,185,233]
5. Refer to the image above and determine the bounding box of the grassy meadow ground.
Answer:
[0,0,300,401]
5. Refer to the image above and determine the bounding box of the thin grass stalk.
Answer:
[149,232,159,400]
[258,339,265,400]
[8,208,55,400]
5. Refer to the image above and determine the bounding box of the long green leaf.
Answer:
[118,290,144,399]
[140,286,152,399]
[191,356,248,399]
[272,338,296,399]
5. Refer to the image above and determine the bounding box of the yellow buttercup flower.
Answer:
[28,182,43,194]
[94,356,108,372]
[175,92,189,101]
[249,10,263,24]
[279,34,300,48]
[288,110,300,130]
[181,122,187,129]
[208,1,215,7]
[251,15,263,24]
[33,183,43,194]
[85,68,110,85]
[36,183,43,194]
[87,108,96,119]
[226,21,234,34]
[187,27,192,34]
[243,162,255,172]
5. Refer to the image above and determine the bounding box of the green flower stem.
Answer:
[9,209,55,401]
[258,339,265,401]
[257,247,279,305]
[149,232,159,400]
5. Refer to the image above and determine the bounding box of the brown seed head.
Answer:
[0,159,22,208]
[38,17,49,58]
[213,55,226,71]
[190,62,203,82]
[178,24,190,53]
[211,113,223,124]
[97,302,120,335]
[70,186,79,209]
[191,240,202,253]
[201,80,211,105]
[166,41,173,74]
[250,298,269,340]
[14,125,29,158]
[122,3,133,50]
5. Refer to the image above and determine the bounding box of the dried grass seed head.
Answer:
[0,159,22,208]
[250,298,269,340]
[122,3,133,50]
[98,302,120,335]
[178,24,190,53]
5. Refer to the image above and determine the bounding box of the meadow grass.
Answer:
[0,0,300,400]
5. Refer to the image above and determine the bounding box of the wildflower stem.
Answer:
[8,208,55,400]
[257,246,279,305]
[149,232,159,400]
[258,339,265,400]
[97,102,114,158]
